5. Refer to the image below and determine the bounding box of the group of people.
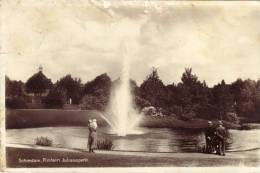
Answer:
[204,120,227,156]
[87,119,98,153]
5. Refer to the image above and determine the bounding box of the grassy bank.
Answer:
[6,109,107,129]
[6,109,241,129]
[6,147,260,167]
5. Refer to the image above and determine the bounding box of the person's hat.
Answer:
[218,121,223,125]
[93,119,97,122]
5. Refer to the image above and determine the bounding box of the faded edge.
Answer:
[0,0,6,171]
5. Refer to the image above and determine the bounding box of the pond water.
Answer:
[6,125,260,153]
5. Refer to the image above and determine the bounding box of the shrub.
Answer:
[97,139,113,150]
[134,96,151,110]
[224,112,240,124]
[80,95,107,111]
[142,106,157,116]
[6,97,27,109]
[43,89,65,108]
[180,111,196,121]
[197,144,206,153]
[35,136,53,146]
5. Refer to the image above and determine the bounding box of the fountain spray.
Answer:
[104,43,142,136]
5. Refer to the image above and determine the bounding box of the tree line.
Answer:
[6,68,260,122]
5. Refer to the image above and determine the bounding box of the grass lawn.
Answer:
[6,109,107,129]
[6,109,241,129]
[6,147,260,167]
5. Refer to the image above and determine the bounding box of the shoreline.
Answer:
[6,144,260,167]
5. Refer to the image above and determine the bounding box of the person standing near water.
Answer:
[205,121,215,153]
[87,119,92,152]
[88,119,98,153]
[215,121,226,156]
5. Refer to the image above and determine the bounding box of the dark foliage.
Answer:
[139,67,167,108]
[43,89,65,109]
[6,97,28,109]
[55,74,82,104]
[211,80,234,119]
[80,94,107,110]
[97,139,114,150]
[138,68,260,123]
[84,73,111,96]
[134,96,151,110]
[6,66,260,123]
[25,71,53,96]
[35,136,52,146]
[6,76,24,97]
[81,73,111,110]
[230,79,257,119]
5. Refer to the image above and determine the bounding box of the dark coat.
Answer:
[205,126,215,139]
[216,126,226,140]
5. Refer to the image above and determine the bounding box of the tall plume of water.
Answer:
[104,43,142,136]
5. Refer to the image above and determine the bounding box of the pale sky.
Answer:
[2,1,260,86]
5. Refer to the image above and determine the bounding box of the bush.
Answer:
[35,136,52,146]
[197,144,206,153]
[97,139,113,150]
[142,106,157,116]
[224,112,240,124]
[43,89,65,108]
[180,111,196,121]
[161,105,183,117]
[80,95,107,111]
[134,96,151,110]
[6,97,27,109]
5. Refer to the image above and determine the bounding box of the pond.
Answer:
[6,124,260,153]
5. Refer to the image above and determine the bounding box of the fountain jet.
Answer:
[105,43,142,136]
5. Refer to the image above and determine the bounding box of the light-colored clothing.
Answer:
[90,121,97,130]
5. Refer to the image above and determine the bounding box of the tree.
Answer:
[163,83,178,115]
[230,79,244,102]
[239,79,256,118]
[139,67,166,108]
[255,80,260,119]
[178,68,201,107]
[56,74,82,104]
[6,76,24,97]
[231,79,257,118]
[181,68,198,86]
[25,71,52,96]
[81,73,112,110]
[5,76,27,109]
[84,73,111,97]
[43,89,65,108]
[134,96,151,110]
[80,94,107,110]
[211,80,234,120]
[175,68,211,119]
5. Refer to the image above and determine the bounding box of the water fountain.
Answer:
[102,43,142,136]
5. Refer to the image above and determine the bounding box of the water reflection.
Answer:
[168,129,205,152]
[226,129,260,151]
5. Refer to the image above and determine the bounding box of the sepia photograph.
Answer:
[1,0,260,172]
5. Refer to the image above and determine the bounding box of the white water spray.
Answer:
[104,43,142,136]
